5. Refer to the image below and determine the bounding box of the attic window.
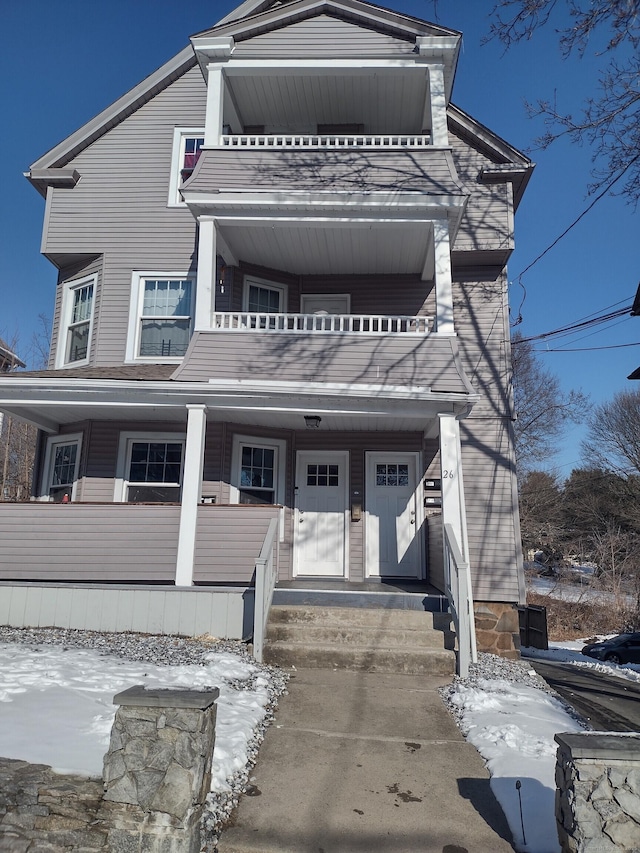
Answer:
[180,136,204,182]
[168,128,205,206]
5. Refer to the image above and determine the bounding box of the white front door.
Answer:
[294,451,348,577]
[365,452,423,578]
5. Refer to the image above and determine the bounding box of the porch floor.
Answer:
[273,580,448,612]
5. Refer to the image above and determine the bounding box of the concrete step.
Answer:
[264,605,456,675]
[263,642,455,675]
[272,586,448,612]
[266,622,452,649]
[268,604,450,630]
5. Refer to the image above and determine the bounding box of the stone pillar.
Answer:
[555,732,640,853]
[101,685,219,853]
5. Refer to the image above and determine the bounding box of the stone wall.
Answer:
[474,601,520,658]
[555,732,640,852]
[0,758,106,851]
[0,685,219,853]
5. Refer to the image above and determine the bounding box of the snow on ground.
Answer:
[0,629,288,844]
[1,629,633,853]
[523,638,640,684]
[443,654,586,853]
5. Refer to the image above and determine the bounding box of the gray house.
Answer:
[0,0,532,661]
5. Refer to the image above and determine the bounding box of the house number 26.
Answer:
[443,470,455,479]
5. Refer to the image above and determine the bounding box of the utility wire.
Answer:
[533,341,640,352]
[513,304,632,345]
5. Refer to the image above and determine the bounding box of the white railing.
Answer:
[213,312,431,335]
[252,517,279,663]
[443,522,477,678]
[222,134,431,149]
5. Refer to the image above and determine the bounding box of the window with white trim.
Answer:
[41,434,82,502]
[243,277,287,314]
[116,433,185,503]
[168,128,205,206]
[126,273,194,362]
[230,435,286,506]
[56,276,96,368]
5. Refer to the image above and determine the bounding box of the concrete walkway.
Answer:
[217,668,515,853]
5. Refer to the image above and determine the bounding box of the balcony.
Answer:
[221,134,432,149]
[212,312,431,335]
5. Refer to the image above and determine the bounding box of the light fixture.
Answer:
[304,415,322,429]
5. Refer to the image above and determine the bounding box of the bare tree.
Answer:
[582,387,640,474]
[511,331,588,471]
[0,316,50,502]
[486,0,640,203]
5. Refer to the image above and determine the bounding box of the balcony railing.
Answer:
[213,312,431,334]
[222,134,431,149]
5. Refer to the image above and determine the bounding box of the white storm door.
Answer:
[365,453,422,578]
[294,452,348,577]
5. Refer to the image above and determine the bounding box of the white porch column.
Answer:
[176,405,207,586]
[433,217,454,334]
[195,217,217,330]
[438,413,470,562]
[428,64,449,147]
[205,64,225,147]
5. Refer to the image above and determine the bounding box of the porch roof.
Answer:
[0,372,476,435]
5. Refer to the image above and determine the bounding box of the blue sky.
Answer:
[1,0,638,477]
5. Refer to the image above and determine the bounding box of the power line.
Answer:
[533,341,640,353]
[513,304,633,345]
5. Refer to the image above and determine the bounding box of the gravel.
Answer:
[0,625,289,850]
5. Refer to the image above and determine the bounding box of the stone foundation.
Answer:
[474,601,521,658]
[555,733,640,853]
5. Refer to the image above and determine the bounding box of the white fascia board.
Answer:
[0,376,476,408]
[223,59,431,75]
[184,191,467,215]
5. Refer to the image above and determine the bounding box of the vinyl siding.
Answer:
[43,65,206,366]
[187,148,465,195]
[231,14,416,57]
[193,504,281,583]
[449,131,513,255]
[0,504,180,582]
[460,417,521,602]
[174,331,470,393]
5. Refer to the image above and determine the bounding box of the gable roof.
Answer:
[27,0,531,202]
[204,0,459,41]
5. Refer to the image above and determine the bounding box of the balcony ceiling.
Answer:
[217,220,434,275]
[225,70,429,134]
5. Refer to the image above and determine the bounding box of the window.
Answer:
[168,128,205,206]
[126,273,194,362]
[376,464,410,487]
[243,278,287,314]
[115,433,185,502]
[56,276,96,368]
[41,434,82,502]
[231,435,286,505]
[307,464,339,487]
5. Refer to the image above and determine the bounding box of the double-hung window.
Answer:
[168,128,205,206]
[127,274,194,361]
[56,276,96,368]
[242,277,287,329]
[41,434,82,502]
[116,433,185,503]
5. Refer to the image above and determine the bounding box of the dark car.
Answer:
[581,632,640,665]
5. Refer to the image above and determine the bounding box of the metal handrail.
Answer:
[443,522,477,678]
[252,517,279,663]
